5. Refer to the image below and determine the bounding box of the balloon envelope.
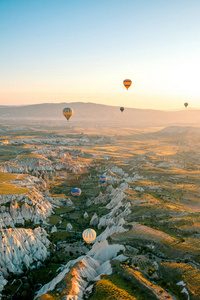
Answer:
[100,175,107,184]
[120,107,124,112]
[60,153,66,160]
[63,107,74,121]
[82,228,96,243]
[3,140,8,146]
[71,188,81,198]
[123,79,132,90]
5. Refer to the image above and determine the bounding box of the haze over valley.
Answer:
[1,103,200,127]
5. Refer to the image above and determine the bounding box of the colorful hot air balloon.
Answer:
[82,228,96,244]
[71,187,81,198]
[100,175,107,184]
[184,102,188,108]
[3,140,8,146]
[120,107,124,113]
[63,107,74,121]
[123,79,132,90]
[60,153,66,160]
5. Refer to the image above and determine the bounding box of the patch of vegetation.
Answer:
[54,206,74,214]
[48,215,62,226]
[2,261,62,300]
[29,262,61,286]
[35,293,59,300]
[156,279,184,300]
[0,172,23,183]
[0,145,31,162]
[24,219,37,229]
[49,231,80,244]
[0,183,29,194]
[88,275,137,300]
[159,262,200,299]
[88,274,154,300]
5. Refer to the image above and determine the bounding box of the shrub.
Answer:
[148,267,155,276]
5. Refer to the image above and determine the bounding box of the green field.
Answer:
[88,273,155,300]
[0,172,24,183]
[0,172,29,194]
[0,183,29,194]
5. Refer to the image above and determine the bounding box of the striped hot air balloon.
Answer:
[120,107,124,113]
[71,187,81,198]
[82,228,96,244]
[63,107,74,121]
[100,175,107,184]
[123,79,132,90]
[60,153,66,160]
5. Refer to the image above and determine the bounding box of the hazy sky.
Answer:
[1,0,200,109]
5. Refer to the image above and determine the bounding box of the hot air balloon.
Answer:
[123,79,132,90]
[71,187,81,198]
[63,107,74,121]
[120,107,124,113]
[3,140,8,146]
[184,102,188,108]
[82,228,96,244]
[100,175,107,184]
[60,153,66,160]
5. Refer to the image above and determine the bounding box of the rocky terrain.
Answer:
[0,227,49,292]
[0,123,200,299]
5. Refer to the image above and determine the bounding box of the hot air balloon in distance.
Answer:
[123,79,132,90]
[100,175,107,184]
[71,187,81,198]
[82,228,96,244]
[120,107,124,113]
[184,102,188,108]
[3,140,8,146]
[63,107,74,121]
[60,153,66,160]
[104,156,108,161]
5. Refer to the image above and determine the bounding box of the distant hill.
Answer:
[1,102,200,127]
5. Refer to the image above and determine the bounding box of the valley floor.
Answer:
[0,123,200,300]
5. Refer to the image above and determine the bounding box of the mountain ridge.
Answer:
[1,102,200,127]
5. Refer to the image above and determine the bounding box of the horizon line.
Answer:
[0,101,198,112]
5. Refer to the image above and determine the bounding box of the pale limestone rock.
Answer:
[135,186,145,192]
[84,212,89,219]
[90,213,99,226]
[0,227,49,292]
[51,226,57,233]
[66,223,73,231]
[36,241,124,299]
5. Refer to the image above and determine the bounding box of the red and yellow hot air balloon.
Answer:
[3,140,8,146]
[123,79,132,90]
[63,107,74,121]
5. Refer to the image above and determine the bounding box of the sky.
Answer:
[0,0,200,109]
